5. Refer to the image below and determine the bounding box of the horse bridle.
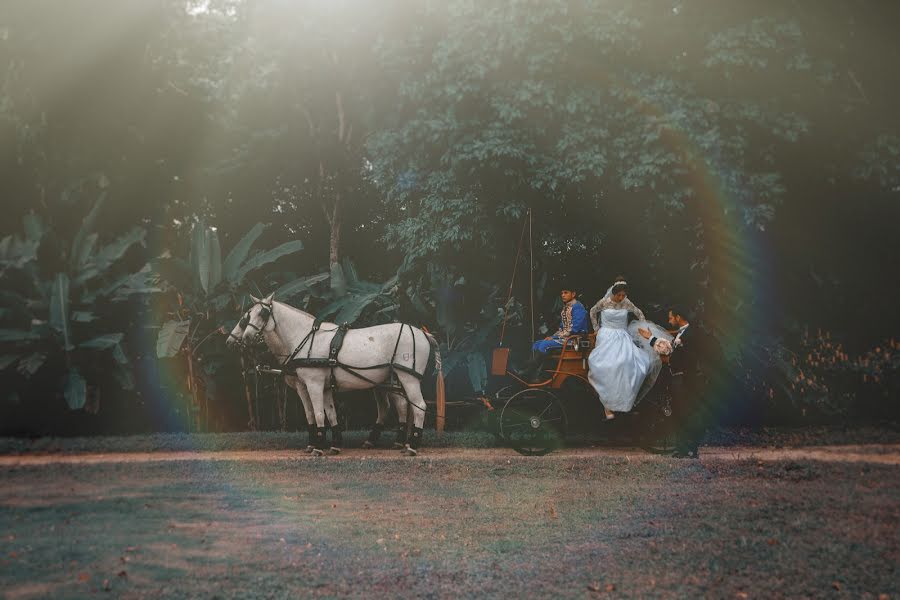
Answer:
[238,301,277,346]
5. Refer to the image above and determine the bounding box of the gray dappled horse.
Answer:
[226,315,411,453]
[229,293,440,456]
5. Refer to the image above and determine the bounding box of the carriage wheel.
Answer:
[488,384,524,439]
[499,388,567,456]
[639,395,677,455]
[494,384,523,403]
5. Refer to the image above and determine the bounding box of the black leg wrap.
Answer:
[330,426,343,448]
[394,428,407,445]
[408,426,423,450]
[368,423,385,443]
[315,427,327,450]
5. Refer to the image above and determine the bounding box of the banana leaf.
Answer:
[0,329,41,343]
[63,368,87,410]
[69,194,105,268]
[223,223,265,282]
[49,273,72,350]
[73,232,98,268]
[91,227,146,272]
[275,272,330,299]
[466,352,488,393]
[157,320,190,358]
[208,228,222,291]
[81,333,128,364]
[17,352,46,376]
[334,292,380,325]
[329,262,348,296]
[341,257,360,287]
[235,240,304,282]
[192,221,211,294]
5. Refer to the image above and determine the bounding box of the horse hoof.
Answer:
[392,442,405,449]
[404,446,418,457]
[329,447,342,455]
[310,448,325,457]
[361,440,375,449]
[305,445,315,453]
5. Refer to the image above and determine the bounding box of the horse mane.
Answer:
[273,299,318,322]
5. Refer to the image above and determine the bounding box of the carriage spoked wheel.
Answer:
[499,388,567,456]
[639,395,677,455]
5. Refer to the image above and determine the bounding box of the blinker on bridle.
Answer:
[243,302,276,345]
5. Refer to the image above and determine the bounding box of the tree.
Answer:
[0,196,157,411]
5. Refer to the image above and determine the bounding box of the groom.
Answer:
[638,305,710,458]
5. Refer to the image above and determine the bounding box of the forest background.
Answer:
[1,0,897,435]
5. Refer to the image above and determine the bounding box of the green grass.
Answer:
[1,425,897,455]
[1,452,897,598]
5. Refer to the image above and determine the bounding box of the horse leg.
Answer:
[396,372,427,456]
[288,377,316,453]
[301,371,329,456]
[363,390,388,449]
[390,391,408,449]
[323,387,342,454]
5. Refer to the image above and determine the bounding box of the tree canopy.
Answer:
[1,0,897,431]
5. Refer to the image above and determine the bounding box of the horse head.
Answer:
[235,292,276,346]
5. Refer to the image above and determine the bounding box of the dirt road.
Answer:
[2,442,897,599]
[1,443,897,467]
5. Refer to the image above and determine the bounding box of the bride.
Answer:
[587,278,672,419]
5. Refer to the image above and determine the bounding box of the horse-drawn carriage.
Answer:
[478,331,677,456]
[229,208,679,457]
[230,298,678,456]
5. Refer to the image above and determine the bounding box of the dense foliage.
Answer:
[1,0,897,433]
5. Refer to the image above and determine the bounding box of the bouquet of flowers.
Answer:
[652,338,674,356]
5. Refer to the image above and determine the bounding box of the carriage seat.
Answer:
[545,333,595,356]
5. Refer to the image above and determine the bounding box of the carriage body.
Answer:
[490,333,675,455]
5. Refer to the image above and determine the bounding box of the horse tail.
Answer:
[422,328,446,434]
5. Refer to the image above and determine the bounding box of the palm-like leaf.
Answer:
[49,273,72,350]
[223,223,265,282]
[91,227,146,272]
[17,352,46,377]
[63,368,87,410]
[192,222,212,294]
[156,320,191,358]
[275,272,329,299]
[208,228,222,291]
[80,334,128,364]
[69,194,105,270]
[235,240,304,282]
[0,329,41,343]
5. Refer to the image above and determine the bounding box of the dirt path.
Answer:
[2,443,898,467]
[2,442,897,598]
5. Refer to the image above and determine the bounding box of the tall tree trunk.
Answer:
[329,191,341,268]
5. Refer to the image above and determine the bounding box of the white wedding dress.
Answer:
[587,308,673,412]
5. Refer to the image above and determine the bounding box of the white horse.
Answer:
[231,293,440,456]
[226,317,410,452]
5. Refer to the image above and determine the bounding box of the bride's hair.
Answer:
[611,281,627,295]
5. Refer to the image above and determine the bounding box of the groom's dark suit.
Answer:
[651,322,712,454]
